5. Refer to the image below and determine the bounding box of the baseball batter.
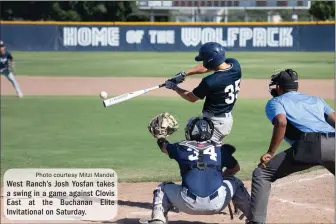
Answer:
[247,69,335,224]
[146,114,250,224]
[0,41,23,97]
[165,42,241,144]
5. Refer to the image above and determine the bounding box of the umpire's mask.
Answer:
[268,69,299,97]
[185,117,214,142]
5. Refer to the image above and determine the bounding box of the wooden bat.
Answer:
[103,83,165,108]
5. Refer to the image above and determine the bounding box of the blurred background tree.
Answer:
[0,1,149,21]
[0,1,334,22]
[309,1,335,21]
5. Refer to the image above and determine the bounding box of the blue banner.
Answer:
[1,23,334,51]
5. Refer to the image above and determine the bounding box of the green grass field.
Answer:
[2,97,333,182]
[12,51,334,79]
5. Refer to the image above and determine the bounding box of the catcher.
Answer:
[145,113,250,224]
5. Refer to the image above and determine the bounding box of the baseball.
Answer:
[99,91,108,99]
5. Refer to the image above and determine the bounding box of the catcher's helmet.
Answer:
[185,117,214,142]
[195,42,226,70]
[269,69,298,97]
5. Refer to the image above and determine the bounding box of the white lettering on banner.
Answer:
[227,28,239,47]
[63,27,77,46]
[239,28,253,47]
[92,28,108,46]
[107,28,119,46]
[267,28,278,47]
[78,27,91,46]
[181,27,293,48]
[253,28,267,47]
[279,28,293,47]
[181,28,227,47]
[126,30,144,44]
[63,27,119,47]
[148,30,175,44]
[181,28,201,46]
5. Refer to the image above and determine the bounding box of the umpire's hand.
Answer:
[260,153,273,167]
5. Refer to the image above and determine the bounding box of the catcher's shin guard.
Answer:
[150,183,170,224]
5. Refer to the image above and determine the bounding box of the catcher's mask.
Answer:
[269,69,298,97]
[185,117,214,142]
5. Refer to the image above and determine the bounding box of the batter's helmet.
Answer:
[269,69,298,97]
[195,42,226,70]
[185,117,214,142]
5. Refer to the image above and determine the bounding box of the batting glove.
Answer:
[165,80,178,90]
[172,72,186,84]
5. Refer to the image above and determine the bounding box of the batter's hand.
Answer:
[165,80,178,90]
[260,153,273,167]
[172,72,186,84]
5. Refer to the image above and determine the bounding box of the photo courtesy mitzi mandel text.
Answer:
[3,168,118,221]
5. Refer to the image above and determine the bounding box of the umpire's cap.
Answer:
[195,42,226,70]
[269,69,298,96]
[0,41,4,48]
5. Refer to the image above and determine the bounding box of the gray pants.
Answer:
[202,112,233,144]
[150,176,250,223]
[1,68,23,96]
[249,135,335,223]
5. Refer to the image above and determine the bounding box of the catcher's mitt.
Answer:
[148,112,178,139]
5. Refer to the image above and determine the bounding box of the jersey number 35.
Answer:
[224,79,241,104]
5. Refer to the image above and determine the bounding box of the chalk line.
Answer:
[274,197,334,212]
[273,173,333,188]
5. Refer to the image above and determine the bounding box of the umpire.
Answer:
[247,69,335,224]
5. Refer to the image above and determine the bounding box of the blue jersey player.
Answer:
[247,69,335,224]
[145,117,250,224]
[0,41,23,97]
[165,42,241,144]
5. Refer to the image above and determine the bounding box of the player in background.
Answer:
[0,41,23,98]
[146,116,250,224]
[165,42,241,144]
[247,69,335,224]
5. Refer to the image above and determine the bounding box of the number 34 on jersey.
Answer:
[187,146,218,162]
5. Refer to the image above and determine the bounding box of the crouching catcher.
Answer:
[146,113,250,224]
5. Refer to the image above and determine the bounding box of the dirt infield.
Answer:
[0,76,334,99]
[1,76,335,223]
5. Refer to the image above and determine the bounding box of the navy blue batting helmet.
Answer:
[195,42,226,70]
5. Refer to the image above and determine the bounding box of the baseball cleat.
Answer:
[139,219,149,224]
[139,219,166,224]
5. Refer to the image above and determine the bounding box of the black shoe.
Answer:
[246,221,265,224]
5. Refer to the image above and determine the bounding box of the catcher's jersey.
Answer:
[0,51,13,70]
[166,140,237,197]
[192,58,241,116]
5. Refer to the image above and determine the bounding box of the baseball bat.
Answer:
[103,83,165,108]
